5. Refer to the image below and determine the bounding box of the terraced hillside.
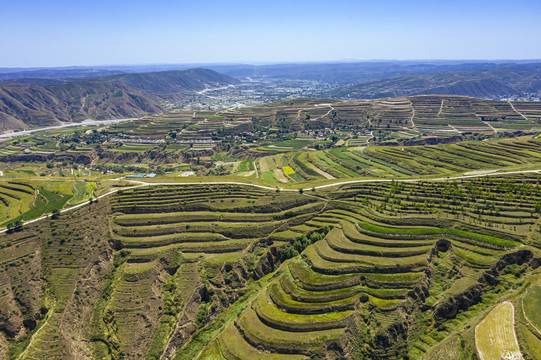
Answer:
[250,137,541,183]
[110,184,324,256]
[196,176,541,359]
[2,96,541,179]
[0,180,98,227]
[0,199,113,359]
[94,184,328,359]
[222,95,541,134]
[1,177,540,359]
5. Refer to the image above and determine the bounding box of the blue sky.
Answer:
[1,0,540,67]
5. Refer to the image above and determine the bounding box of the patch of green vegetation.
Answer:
[237,160,254,172]
[357,221,521,248]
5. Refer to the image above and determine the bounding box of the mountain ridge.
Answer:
[0,68,240,133]
[100,68,240,95]
[320,65,541,99]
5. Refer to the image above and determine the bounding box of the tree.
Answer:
[281,246,299,260]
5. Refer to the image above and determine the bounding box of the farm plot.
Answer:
[111,184,323,257]
[475,302,523,360]
[522,281,541,335]
[253,136,541,185]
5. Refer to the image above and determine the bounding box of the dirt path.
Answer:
[253,161,259,178]
[509,101,528,121]
[437,99,445,117]
[408,100,416,127]
[3,168,541,234]
[317,104,334,121]
[160,262,202,360]
[0,182,146,234]
[367,131,374,145]
[16,311,54,360]
[521,297,541,337]
[483,120,498,134]
[448,124,462,133]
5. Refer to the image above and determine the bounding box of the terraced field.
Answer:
[0,182,36,224]
[108,111,198,139]
[249,137,541,183]
[90,185,328,358]
[1,199,112,360]
[0,180,96,227]
[3,86,541,360]
[110,184,324,256]
[188,177,541,359]
[1,174,540,359]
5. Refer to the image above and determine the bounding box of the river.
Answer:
[0,118,137,139]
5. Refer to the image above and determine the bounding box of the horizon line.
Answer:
[2,58,541,70]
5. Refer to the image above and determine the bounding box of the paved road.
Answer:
[2,168,540,233]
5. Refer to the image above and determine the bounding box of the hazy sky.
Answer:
[2,0,540,67]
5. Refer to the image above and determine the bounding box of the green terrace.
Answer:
[248,137,541,184]
[199,205,525,358]
[2,175,540,359]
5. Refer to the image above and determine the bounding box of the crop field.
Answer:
[191,177,541,359]
[247,137,541,183]
[0,180,97,226]
[1,94,541,359]
[0,174,540,359]
[258,139,317,152]
[516,278,541,358]
[475,302,523,360]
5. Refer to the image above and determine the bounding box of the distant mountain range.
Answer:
[100,68,239,97]
[1,61,540,134]
[0,68,239,133]
[320,64,541,99]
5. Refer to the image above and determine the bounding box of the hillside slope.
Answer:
[0,68,240,133]
[101,68,240,95]
[0,81,163,132]
[1,179,540,359]
[322,64,541,100]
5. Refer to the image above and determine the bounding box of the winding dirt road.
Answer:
[1,168,541,234]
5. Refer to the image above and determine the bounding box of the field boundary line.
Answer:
[521,297,541,336]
